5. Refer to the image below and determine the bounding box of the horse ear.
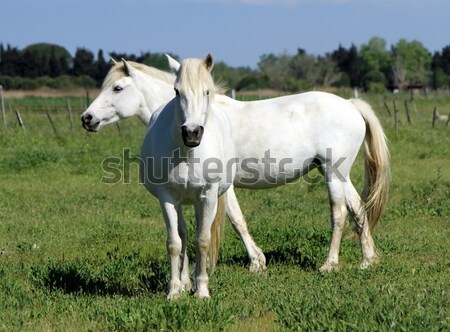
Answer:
[110,57,117,64]
[121,58,135,77]
[165,54,180,72]
[204,54,214,72]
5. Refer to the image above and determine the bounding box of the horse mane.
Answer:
[102,61,175,88]
[177,58,227,96]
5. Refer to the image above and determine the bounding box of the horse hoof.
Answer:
[360,256,380,269]
[249,256,267,273]
[182,280,192,292]
[167,291,181,301]
[319,262,340,273]
[194,289,210,299]
[167,280,183,300]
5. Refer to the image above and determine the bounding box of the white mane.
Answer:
[177,58,226,96]
[102,61,175,88]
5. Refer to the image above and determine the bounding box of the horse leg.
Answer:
[226,187,266,272]
[158,191,183,300]
[344,181,379,269]
[177,206,192,291]
[320,178,348,272]
[193,192,218,299]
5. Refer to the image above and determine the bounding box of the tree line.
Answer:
[1,37,450,92]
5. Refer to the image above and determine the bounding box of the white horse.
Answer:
[81,59,266,272]
[142,54,390,299]
[141,55,236,299]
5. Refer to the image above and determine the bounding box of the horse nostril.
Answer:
[194,126,204,136]
[82,114,93,124]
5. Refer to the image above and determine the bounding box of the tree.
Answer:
[92,49,109,86]
[431,46,450,89]
[391,39,431,88]
[0,44,22,76]
[48,46,62,78]
[141,52,173,71]
[21,43,72,77]
[289,50,318,81]
[258,53,292,91]
[359,37,391,90]
[72,48,94,76]
[331,44,361,87]
[440,45,450,74]
[212,61,255,90]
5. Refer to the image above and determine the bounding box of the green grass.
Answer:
[0,93,449,331]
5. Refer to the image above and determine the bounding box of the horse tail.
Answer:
[350,98,390,230]
[208,193,227,269]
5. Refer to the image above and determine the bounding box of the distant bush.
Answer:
[73,75,97,88]
[0,75,96,90]
[368,82,386,93]
[0,76,14,89]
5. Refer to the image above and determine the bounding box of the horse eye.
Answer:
[174,88,180,96]
[206,90,210,96]
[113,86,123,93]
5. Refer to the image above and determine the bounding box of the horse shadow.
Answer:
[220,247,320,271]
[33,257,169,296]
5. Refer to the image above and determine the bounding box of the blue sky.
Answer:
[1,0,449,68]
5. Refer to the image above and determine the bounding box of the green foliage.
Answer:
[212,61,255,91]
[431,67,450,89]
[392,39,431,88]
[367,82,386,93]
[359,37,392,79]
[2,39,450,92]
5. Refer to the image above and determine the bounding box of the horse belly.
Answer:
[233,152,316,189]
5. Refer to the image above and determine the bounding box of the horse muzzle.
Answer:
[181,125,204,147]
[81,113,100,132]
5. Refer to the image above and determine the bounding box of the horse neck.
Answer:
[138,74,174,125]
[136,106,151,125]
[213,94,244,116]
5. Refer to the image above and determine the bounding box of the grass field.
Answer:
[0,92,449,331]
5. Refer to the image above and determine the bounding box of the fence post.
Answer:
[383,101,392,117]
[412,99,418,114]
[393,98,399,133]
[85,90,90,109]
[67,99,74,133]
[0,85,7,129]
[404,100,412,125]
[46,109,58,136]
[432,106,437,128]
[15,109,25,131]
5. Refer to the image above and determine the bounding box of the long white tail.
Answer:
[351,99,390,230]
[208,193,227,269]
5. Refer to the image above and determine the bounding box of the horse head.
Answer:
[81,59,148,132]
[168,54,215,147]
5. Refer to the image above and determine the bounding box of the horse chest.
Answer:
[164,161,211,201]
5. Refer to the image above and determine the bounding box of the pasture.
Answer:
[0,92,449,331]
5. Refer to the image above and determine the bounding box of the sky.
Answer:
[1,0,449,68]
